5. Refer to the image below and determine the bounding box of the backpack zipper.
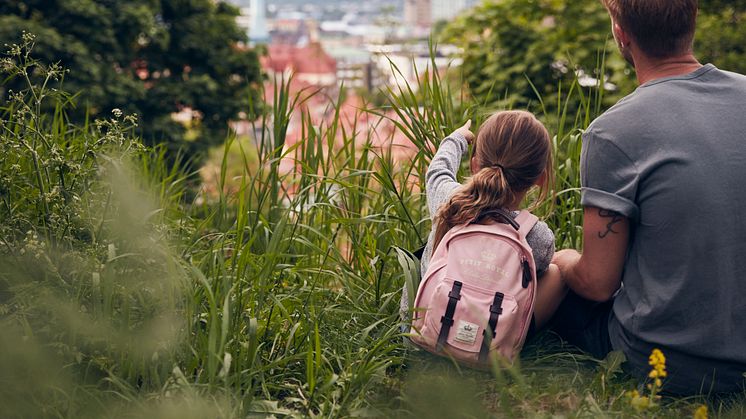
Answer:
[521,258,531,288]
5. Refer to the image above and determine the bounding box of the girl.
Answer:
[402,110,566,336]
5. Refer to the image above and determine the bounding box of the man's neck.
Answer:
[634,54,703,85]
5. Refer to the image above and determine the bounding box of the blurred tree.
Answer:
[696,1,746,75]
[699,0,746,14]
[0,0,262,164]
[444,0,746,117]
[443,0,635,114]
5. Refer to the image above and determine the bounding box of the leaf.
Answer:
[218,352,232,379]
[599,350,627,378]
[393,246,421,315]
[247,400,292,416]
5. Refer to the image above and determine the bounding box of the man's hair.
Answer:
[602,0,698,58]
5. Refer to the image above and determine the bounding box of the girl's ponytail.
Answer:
[433,167,517,250]
[432,111,552,250]
[470,165,515,210]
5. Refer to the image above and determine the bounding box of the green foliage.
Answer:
[446,0,746,120]
[443,0,636,113]
[0,0,262,165]
[1,35,192,417]
[700,0,746,14]
[696,4,746,75]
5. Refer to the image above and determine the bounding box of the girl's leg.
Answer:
[533,263,568,329]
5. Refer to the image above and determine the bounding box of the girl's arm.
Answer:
[425,129,471,216]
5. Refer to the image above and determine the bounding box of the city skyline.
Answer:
[263,0,476,29]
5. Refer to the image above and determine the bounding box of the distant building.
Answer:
[262,42,337,87]
[431,0,469,22]
[329,47,385,91]
[404,0,475,31]
[369,43,462,93]
[269,19,310,46]
[249,0,270,43]
[404,0,431,29]
[234,0,270,45]
[319,29,385,91]
[224,0,249,7]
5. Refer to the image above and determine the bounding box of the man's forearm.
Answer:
[553,248,618,302]
[552,207,629,302]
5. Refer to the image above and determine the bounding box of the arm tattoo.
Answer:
[597,209,624,239]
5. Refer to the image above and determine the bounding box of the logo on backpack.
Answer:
[410,210,538,367]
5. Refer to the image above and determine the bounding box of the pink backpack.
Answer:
[411,209,538,367]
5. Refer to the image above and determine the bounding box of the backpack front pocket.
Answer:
[423,279,519,363]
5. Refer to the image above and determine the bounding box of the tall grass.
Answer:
[1,35,745,418]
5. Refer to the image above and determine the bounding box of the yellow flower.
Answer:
[647,348,668,386]
[694,404,708,419]
[630,394,651,411]
[649,348,666,368]
[626,389,653,411]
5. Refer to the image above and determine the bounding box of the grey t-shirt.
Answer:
[581,64,746,394]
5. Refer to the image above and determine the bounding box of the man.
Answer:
[552,0,746,395]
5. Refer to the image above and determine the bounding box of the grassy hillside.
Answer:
[1,35,744,418]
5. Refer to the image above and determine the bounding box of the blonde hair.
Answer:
[433,111,553,250]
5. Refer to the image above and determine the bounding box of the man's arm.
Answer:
[553,206,630,302]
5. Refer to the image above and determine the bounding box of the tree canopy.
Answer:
[696,0,746,76]
[444,0,634,114]
[445,0,746,114]
[0,0,262,163]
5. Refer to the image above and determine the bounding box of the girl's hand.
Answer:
[454,120,476,144]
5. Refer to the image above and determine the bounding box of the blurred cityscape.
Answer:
[231,0,477,92]
[217,0,478,183]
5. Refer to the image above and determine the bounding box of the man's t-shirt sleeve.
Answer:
[580,128,640,220]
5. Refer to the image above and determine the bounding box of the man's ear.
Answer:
[612,21,630,48]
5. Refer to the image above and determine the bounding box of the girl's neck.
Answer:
[507,191,528,211]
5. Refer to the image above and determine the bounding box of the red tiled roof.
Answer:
[296,43,337,75]
[261,44,294,73]
[262,42,337,76]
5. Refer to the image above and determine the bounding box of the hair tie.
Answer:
[491,163,506,172]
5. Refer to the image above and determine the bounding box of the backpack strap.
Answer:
[514,210,539,239]
[412,245,426,260]
[436,281,462,352]
[478,291,505,362]
[474,209,519,230]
